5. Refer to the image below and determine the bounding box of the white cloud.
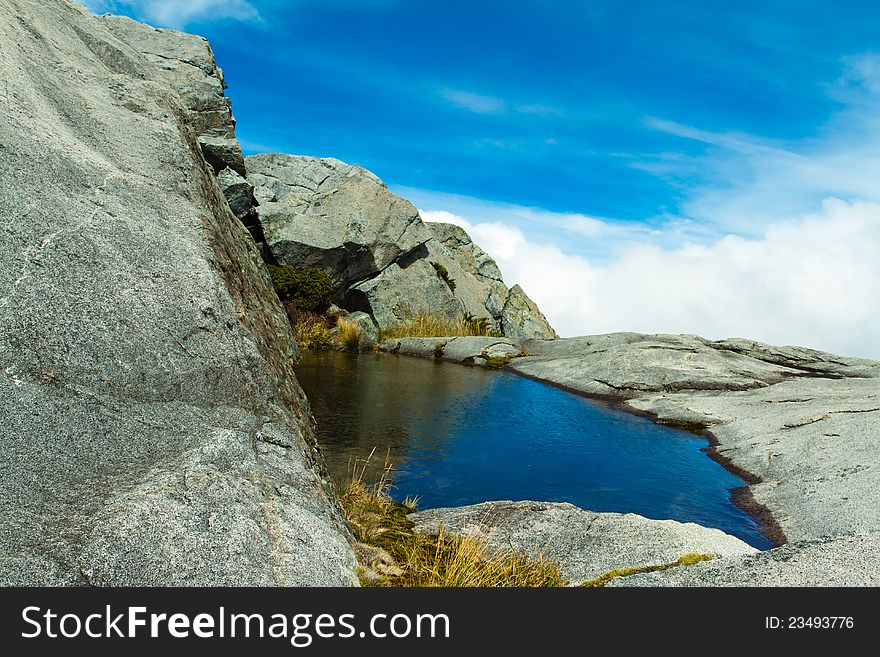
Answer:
[422,199,880,359]
[514,103,565,117]
[79,0,260,28]
[401,185,670,264]
[838,52,880,95]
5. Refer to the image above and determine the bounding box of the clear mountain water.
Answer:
[295,350,772,549]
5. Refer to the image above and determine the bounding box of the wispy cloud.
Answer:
[836,52,880,95]
[80,0,261,28]
[640,66,880,237]
[439,89,564,118]
[439,88,506,115]
[514,103,565,117]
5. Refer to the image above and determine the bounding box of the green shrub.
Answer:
[267,264,334,312]
[430,261,456,293]
[463,313,495,336]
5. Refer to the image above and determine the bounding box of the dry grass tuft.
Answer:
[336,317,363,352]
[286,304,334,350]
[338,450,562,587]
[395,528,563,587]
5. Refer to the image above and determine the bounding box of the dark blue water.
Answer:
[296,351,771,549]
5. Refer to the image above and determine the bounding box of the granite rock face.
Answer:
[0,0,356,586]
[101,14,244,175]
[502,284,559,342]
[247,154,431,284]
[245,154,556,339]
[410,501,756,585]
[507,333,880,585]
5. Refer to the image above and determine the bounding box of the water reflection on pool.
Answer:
[295,350,771,549]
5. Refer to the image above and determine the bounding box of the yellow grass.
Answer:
[337,450,563,587]
[381,312,500,340]
[396,527,563,587]
[336,317,363,352]
[291,312,334,349]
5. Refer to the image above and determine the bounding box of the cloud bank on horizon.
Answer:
[421,200,880,359]
[76,1,880,359]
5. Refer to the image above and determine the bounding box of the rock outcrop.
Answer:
[410,501,756,585]
[501,284,558,342]
[245,153,557,339]
[100,14,264,245]
[506,333,880,585]
[101,14,244,175]
[0,0,356,585]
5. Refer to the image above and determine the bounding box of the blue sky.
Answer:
[81,1,880,357]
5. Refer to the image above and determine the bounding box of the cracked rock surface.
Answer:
[0,0,356,586]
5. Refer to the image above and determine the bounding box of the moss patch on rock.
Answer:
[578,552,713,587]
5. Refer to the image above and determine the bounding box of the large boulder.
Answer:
[0,0,356,586]
[427,221,510,318]
[247,154,432,285]
[246,154,557,339]
[502,284,558,341]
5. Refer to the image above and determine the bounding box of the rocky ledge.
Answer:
[378,336,522,365]
[503,333,880,585]
[410,501,756,585]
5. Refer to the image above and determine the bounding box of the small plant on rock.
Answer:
[430,261,456,293]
